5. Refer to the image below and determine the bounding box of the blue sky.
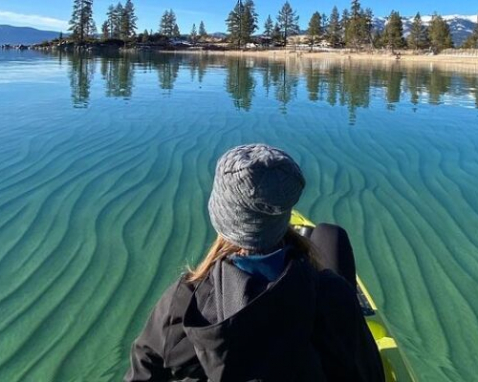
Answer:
[0,0,476,33]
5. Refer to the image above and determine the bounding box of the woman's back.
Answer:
[124,144,385,382]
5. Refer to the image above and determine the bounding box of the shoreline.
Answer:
[158,49,478,69]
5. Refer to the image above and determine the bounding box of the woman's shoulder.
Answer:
[302,263,358,308]
[154,275,196,315]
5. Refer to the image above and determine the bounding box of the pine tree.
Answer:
[272,22,282,45]
[226,0,258,48]
[345,0,367,49]
[383,11,405,50]
[341,9,350,44]
[120,0,137,41]
[190,24,198,43]
[199,21,207,39]
[173,24,180,38]
[277,1,300,46]
[362,8,374,47]
[321,13,328,36]
[351,0,361,19]
[141,29,149,43]
[106,5,116,38]
[69,0,95,42]
[108,3,123,39]
[101,21,109,40]
[327,6,341,47]
[160,9,177,37]
[373,30,384,48]
[428,13,453,52]
[226,1,244,47]
[307,12,322,47]
[120,4,129,40]
[264,15,274,37]
[408,13,429,50]
[243,0,259,42]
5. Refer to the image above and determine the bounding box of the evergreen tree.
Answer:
[173,24,180,38]
[199,21,207,39]
[190,24,198,43]
[373,30,384,48]
[321,13,328,35]
[109,3,123,39]
[101,21,109,40]
[277,1,300,46]
[226,0,258,48]
[272,22,282,45]
[69,0,95,42]
[362,8,374,46]
[160,9,177,37]
[351,0,361,18]
[428,13,454,52]
[462,16,478,48]
[345,0,367,49]
[226,1,244,47]
[327,6,341,47]
[120,0,137,40]
[341,9,350,44]
[264,15,274,38]
[106,5,116,38]
[408,13,429,50]
[141,29,149,43]
[307,12,322,47]
[383,11,406,50]
[243,0,259,41]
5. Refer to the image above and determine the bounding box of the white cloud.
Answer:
[0,10,68,31]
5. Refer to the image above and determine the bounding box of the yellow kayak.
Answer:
[290,211,417,382]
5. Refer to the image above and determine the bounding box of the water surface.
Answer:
[0,50,477,382]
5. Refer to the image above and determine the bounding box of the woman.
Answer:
[125,144,384,382]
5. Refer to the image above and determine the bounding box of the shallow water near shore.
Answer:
[0,49,477,381]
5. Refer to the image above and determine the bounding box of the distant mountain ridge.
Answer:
[0,25,60,45]
[373,14,477,47]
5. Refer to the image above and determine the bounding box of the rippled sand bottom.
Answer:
[0,65,477,382]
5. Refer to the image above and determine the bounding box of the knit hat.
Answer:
[208,144,305,251]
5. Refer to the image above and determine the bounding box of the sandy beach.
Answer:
[160,48,478,70]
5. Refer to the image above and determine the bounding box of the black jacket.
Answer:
[125,251,384,382]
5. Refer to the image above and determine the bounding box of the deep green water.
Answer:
[0,50,477,382]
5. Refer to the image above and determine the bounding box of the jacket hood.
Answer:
[183,256,325,381]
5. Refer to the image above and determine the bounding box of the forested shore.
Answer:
[10,0,478,53]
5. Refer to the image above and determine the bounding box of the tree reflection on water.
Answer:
[62,51,478,123]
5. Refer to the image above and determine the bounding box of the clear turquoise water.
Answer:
[0,50,477,381]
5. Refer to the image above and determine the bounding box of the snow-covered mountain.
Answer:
[373,14,477,47]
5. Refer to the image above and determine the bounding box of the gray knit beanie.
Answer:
[208,144,305,251]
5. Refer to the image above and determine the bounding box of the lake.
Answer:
[0,49,477,381]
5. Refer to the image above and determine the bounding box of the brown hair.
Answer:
[186,227,324,283]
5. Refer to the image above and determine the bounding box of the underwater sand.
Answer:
[0,50,477,381]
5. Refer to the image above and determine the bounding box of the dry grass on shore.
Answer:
[160,48,478,70]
